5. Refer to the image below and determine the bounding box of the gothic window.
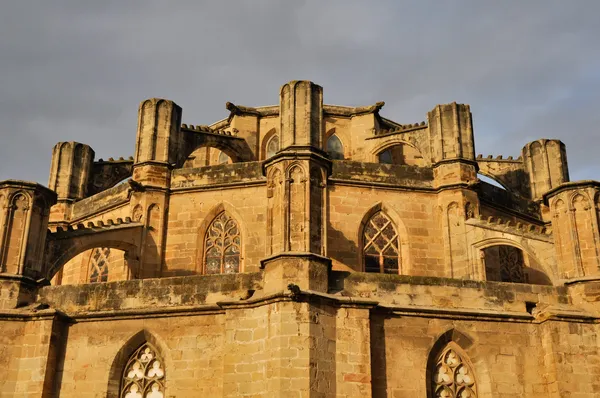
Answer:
[204,212,241,274]
[326,134,344,160]
[120,342,165,398]
[483,245,525,283]
[218,151,230,165]
[266,135,279,158]
[363,211,400,274]
[89,247,110,283]
[432,344,477,398]
[378,149,393,164]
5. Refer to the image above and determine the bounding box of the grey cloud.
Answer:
[0,1,599,183]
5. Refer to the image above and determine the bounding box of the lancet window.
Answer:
[89,247,110,283]
[362,211,399,273]
[204,212,241,274]
[326,134,344,160]
[120,342,165,398]
[266,135,280,158]
[432,344,477,398]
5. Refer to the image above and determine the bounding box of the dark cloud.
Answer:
[1,1,599,183]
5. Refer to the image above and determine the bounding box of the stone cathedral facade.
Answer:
[0,80,599,397]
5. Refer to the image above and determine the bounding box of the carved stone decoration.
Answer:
[433,345,477,398]
[363,211,399,274]
[267,168,283,255]
[288,166,306,251]
[464,203,474,220]
[120,342,165,398]
[499,245,525,283]
[132,205,143,223]
[204,212,241,274]
[2,193,30,274]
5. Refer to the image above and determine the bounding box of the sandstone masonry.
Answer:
[1,80,599,397]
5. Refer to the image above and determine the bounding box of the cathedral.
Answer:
[0,80,599,397]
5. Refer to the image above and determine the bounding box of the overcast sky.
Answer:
[1,1,599,184]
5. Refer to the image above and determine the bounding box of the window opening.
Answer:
[363,211,399,273]
[326,134,344,160]
[120,342,165,398]
[266,135,280,158]
[204,212,241,274]
[432,345,477,398]
[89,247,110,283]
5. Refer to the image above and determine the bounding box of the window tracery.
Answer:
[204,212,241,274]
[326,134,344,160]
[432,345,477,398]
[120,342,165,398]
[363,211,399,273]
[89,247,110,283]
[498,245,525,283]
[483,245,525,283]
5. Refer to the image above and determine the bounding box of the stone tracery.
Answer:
[120,343,165,398]
[363,211,400,273]
[432,345,477,398]
[203,211,241,274]
[89,247,110,283]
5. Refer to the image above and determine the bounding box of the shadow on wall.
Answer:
[370,313,387,398]
[327,220,360,272]
[525,268,553,285]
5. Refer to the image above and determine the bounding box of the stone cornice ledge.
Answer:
[3,285,596,324]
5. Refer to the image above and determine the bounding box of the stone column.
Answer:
[522,139,569,200]
[427,103,477,189]
[546,183,600,280]
[132,98,183,278]
[262,81,331,293]
[0,180,56,308]
[47,142,94,225]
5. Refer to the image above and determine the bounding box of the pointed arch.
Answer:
[261,128,279,160]
[196,202,246,274]
[1,192,32,274]
[370,138,425,166]
[426,329,489,398]
[471,238,554,285]
[326,133,344,160]
[358,203,410,274]
[107,329,171,398]
[265,135,280,159]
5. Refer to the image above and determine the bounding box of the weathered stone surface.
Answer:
[0,80,599,397]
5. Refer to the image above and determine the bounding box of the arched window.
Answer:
[218,151,230,165]
[266,135,279,158]
[431,343,477,398]
[204,212,241,274]
[89,247,110,283]
[483,245,525,283]
[326,134,344,160]
[120,342,165,398]
[363,211,399,273]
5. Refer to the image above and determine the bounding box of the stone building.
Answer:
[0,80,599,397]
